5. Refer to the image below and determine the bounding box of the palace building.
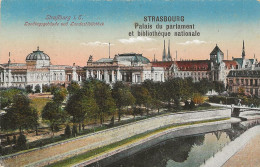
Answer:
[226,41,259,96]
[0,41,257,95]
[152,40,257,87]
[0,47,85,92]
[84,53,164,84]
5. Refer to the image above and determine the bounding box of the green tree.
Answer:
[1,93,38,133]
[0,88,24,109]
[53,87,68,104]
[42,102,68,135]
[195,78,213,95]
[35,84,41,93]
[67,81,80,95]
[25,85,33,93]
[131,85,152,115]
[213,81,225,94]
[112,81,135,121]
[89,80,116,125]
[66,87,98,130]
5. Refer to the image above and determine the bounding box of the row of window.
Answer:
[228,78,259,86]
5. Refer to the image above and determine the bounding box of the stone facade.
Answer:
[85,53,165,84]
[0,47,84,92]
[153,41,257,87]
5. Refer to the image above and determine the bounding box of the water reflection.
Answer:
[87,121,260,167]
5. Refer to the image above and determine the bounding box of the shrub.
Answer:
[12,135,17,144]
[35,84,41,93]
[198,103,211,107]
[189,100,195,110]
[173,99,181,112]
[17,134,27,150]
[192,93,204,104]
[184,100,190,110]
[7,136,11,145]
[64,125,71,138]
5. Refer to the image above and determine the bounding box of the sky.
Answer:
[0,0,260,66]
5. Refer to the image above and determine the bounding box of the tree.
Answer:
[67,81,80,95]
[42,102,68,135]
[213,81,225,94]
[66,86,98,130]
[72,125,78,137]
[53,87,68,104]
[35,84,41,93]
[0,88,24,109]
[131,85,152,115]
[195,78,213,95]
[89,80,116,125]
[1,93,38,133]
[112,82,135,121]
[25,85,33,93]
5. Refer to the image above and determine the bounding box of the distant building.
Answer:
[153,44,239,85]
[85,53,164,84]
[226,41,259,96]
[226,69,260,96]
[0,47,84,92]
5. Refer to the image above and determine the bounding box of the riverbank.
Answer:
[223,133,260,167]
[0,108,231,167]
[51,118,231,167]
[201,125,260,167]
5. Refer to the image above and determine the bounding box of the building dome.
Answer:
[26,47,50,61]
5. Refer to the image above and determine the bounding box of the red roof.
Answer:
[151,61,173,68]
[223,60,238,69]
[175,60,211,71]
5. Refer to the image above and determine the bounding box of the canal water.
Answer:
[87,121,260,167]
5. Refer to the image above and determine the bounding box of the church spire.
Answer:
[242,40,245,59]
[162,40,167,61]
[167,40,172,61]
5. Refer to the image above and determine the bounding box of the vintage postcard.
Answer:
[0,0,260,167]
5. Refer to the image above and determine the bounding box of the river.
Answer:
[86,120,260,167]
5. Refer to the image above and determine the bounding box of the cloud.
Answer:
[80,41,114,46]
[118,37,155,44]
[178,40,206,45]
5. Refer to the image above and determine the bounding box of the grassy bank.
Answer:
[48,118,229,167]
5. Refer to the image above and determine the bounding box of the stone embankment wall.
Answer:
[0,108,231,167]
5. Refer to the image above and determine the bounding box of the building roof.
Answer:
[116,53,150,64]
[233,58,243,67]
[26,47,50,61]
[223,60,238,69]
[227,69,260,78]
[96,58,113,63]
[151,61,173,68]
[210,45,224,55]
[175,60,211,71]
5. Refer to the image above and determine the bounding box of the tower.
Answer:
[242,40,245,59]
[162,40,167,61]
[167,40,172,61]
